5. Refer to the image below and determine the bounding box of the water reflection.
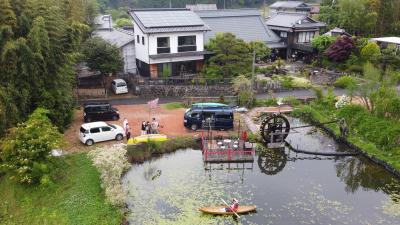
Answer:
[122,118,400,225]
[334,156,398,194]
[257,147,287,175]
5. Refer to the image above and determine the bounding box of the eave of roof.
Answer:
[149,50,212,59]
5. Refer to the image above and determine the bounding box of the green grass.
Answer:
[0,153,123,225]
[293,103,400,172]
[164,102,186,110]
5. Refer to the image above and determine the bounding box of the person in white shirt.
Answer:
[151,118,159,134]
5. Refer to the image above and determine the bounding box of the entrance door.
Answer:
[157,63,172,78]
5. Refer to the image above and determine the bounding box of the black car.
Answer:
[184,106,234,131]
[83,102,120,122]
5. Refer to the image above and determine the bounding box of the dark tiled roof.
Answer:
[269,1,310,9]
[129,8,210,33]
[195,9,281,45]
[266,13,325,29]
[94,28,135,48]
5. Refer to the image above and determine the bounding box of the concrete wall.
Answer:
[148,31,204,55]
[133,21,149,63]
[121,42,136,74]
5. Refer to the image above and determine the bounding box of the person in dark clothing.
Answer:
[141,121,146,135]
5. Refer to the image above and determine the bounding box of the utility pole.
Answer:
[169,0,172,8]
[249,47,256,107]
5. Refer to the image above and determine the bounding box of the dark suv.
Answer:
[83,102,120,122]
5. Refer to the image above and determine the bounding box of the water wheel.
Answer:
[258,148,287,175]
[260,114,290,143]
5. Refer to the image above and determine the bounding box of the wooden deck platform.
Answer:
[202,139,255,163]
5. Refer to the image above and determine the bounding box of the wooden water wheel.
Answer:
[260,114,290,144]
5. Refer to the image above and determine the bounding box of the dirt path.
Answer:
[63,104,243,153]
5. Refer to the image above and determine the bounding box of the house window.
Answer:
[137,35,139,43]
[157,37,170,54]
[178,35,196,52]
[297,31,315,43]
[142,36,145,45]
[280,31,287,38]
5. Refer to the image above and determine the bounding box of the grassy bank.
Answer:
[126,136,199,163]
[293,103,400,171]
[0,153,123,225]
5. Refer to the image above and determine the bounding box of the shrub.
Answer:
[283,97,301,106]
[258,98,277,106]
[361,42,381,62]
[334,76,357,89]
[338,105,400,150]
[0,108,62,185]
[88,145,130,206]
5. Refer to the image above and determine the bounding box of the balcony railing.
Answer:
[178,45,197,52]
[157,47,170,54]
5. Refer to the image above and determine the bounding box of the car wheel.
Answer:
[112,115,118,120]
[115,134,123,141]
[85,139,94,146]
[191,124,198,131]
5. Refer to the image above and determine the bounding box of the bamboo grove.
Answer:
[0,0,98,136]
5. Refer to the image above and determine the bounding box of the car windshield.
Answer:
[107,123,116,129]
[117,82,126,87]
[80,126,88,134]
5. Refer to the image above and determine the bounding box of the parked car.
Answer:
[111,79,128,94]
[184,104,234,131]
[83,102,120,122]
[79,122,125,146]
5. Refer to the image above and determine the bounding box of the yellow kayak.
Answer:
[127,134,168,145]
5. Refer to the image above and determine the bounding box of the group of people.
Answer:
[123,118,160,140]
[140,119,159,135]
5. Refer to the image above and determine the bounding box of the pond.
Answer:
[122,118,400,225]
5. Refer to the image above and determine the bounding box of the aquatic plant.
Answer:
[126,136,198,163]
[89,144,130,206]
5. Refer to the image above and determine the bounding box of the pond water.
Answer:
[122,118,400,225]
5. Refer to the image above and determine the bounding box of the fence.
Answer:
[76,88,106,99]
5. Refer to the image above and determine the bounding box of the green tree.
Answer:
[83,37,123,76]
[205,33,252,78]
[233,75,253,107]
[360,42,381,62]
[338,0,378,36]
[248,41,271,62]
[114,18,133,27]
[0,108,62,185]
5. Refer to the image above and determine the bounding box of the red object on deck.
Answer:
[241,131,248,141]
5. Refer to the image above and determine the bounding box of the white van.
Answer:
[111,79,128,94]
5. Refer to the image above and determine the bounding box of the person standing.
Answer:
[145,121,150,134]
[126,124,131,141]
[141,121,146,135]
[123,118,128,131]
[151,118,159,134]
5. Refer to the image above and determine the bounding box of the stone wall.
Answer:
[136,85,234,98]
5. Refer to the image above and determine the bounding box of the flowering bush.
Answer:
[88,144,130,206]
[0,108,62,185]
[335,95,350,109]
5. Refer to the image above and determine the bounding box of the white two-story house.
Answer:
[129,8,210,78]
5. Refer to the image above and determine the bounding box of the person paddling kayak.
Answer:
[224,198,239,212]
